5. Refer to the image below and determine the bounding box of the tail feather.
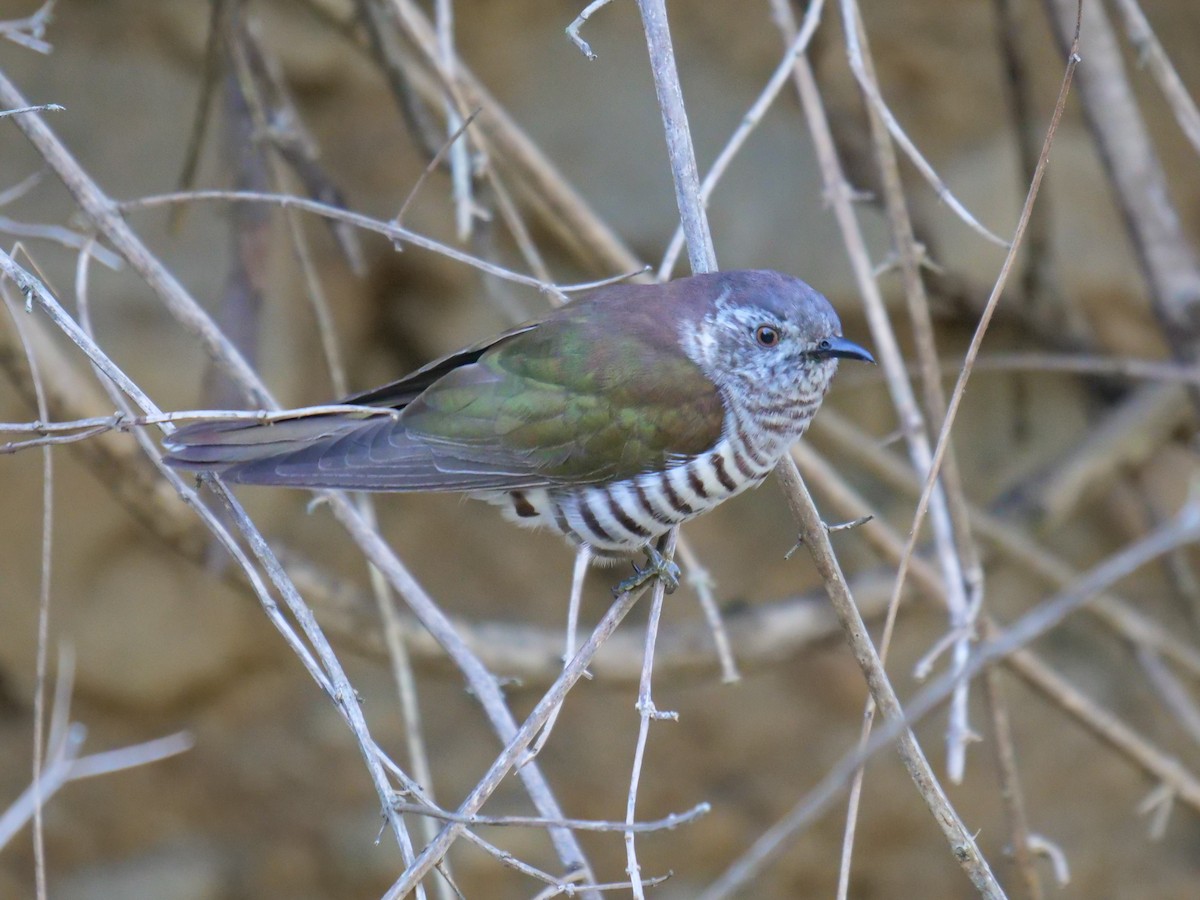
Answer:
[163,415,371,473]
[161,413,554,492]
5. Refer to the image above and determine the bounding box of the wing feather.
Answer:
[163,282,726,491]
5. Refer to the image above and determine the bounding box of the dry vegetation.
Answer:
[2,0,1200,897]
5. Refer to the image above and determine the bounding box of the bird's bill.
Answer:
[816,336,875,364]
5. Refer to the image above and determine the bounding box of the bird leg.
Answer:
[613,544,680,596]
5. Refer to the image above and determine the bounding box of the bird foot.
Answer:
[613,546,680,597]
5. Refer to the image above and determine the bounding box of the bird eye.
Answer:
[755,325,781,348]
[817,338,833,352]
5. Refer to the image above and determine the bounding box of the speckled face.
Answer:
[680,274,845,413]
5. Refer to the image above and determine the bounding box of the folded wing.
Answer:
[163,284,726,491]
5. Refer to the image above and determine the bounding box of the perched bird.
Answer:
[164,269,873,592]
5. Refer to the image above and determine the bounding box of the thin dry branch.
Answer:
[381,579,655,897]
[841,0,986,784]
[981,652,1044,900]
[2,265,54,900]
[1042,0,1200,351]
[386,0,643,275]
[122,187,562,298]
[838,0,1008,247]
[709,458,1004,899]
[0,1,56,54]
[703,492,1200,899]
[1110,0,1200,157]
[884,6,1080,724]
[794,440,1200,818]
[566,0,612,60]
[0,217,121,269]
[770,0,980,792]
[0,682,190,854]
[635,0,716,276]
[656,0,826,280]
[392,800,709,833]
[0,87,598,883]
[811,408,1200,681]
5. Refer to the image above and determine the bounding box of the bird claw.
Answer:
[613,546,680,596]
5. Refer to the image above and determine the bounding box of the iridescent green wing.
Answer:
[164,293,725,492]
[400,297,725,487]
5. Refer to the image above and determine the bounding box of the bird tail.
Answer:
[162,410,553,492]
[161,413,376,479]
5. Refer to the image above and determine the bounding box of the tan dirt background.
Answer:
[2,1,1200,897]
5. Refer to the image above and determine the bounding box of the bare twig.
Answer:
[624,532,679,899]
[0,1,56,54]
[0,169,44,207]
[706,458,1005,899]
[2,263,54,900]
[675,538,740,682]
[520,548,593,766]
[703,493,1200,899]
[395,107,482,226]
[1110,0,1200,158]
[981,629,1044,900]
[635,0,717,275]
[885,6,1080,725]
[529,874,671,898]
[770,0,979,786]
[843,0,986,784]
[1028,834,1071,886]
[434,0,477,240]
[0,102,61,118]
[388,0,643,275]
[393,800,709,833]
[1136,647,1200,748]
[0,217,122,269]
[0,709,189,852]
[838,0,1008,247]
[122,187,563,298]
[657,0,826,280]
[381,579,654,897]
[1042,0,1200,354]
[567,0,613,61]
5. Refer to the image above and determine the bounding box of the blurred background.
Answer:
[1,0,1199,897]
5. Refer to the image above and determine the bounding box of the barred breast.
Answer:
[482,406,801,558]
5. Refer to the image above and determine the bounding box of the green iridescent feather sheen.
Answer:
[399,290,725,484]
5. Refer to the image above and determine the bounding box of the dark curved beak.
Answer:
[816,336,875,364]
